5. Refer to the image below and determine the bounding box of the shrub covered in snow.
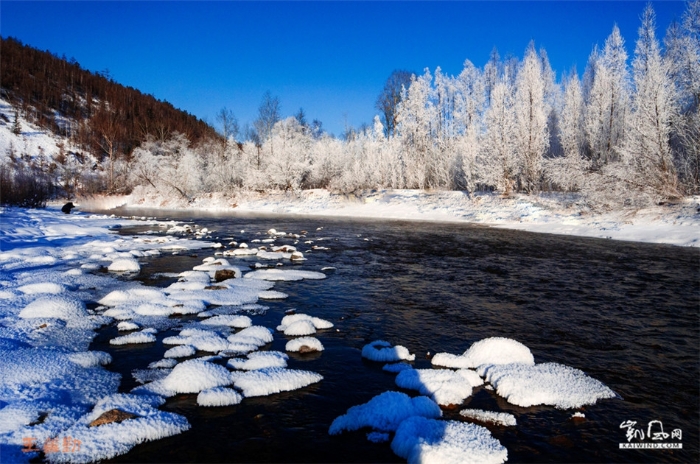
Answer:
[362,340,415,362]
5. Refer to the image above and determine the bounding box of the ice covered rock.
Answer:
[285,337,324,353]
[230,367,322,397]
[362,340,415,362]
[197,387,243,407]
[478,362,617,409]
[391,416,508,464]
[329,391,441,435]
[258,290,288,300]
[432,337,535,369]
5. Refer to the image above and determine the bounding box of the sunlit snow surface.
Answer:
[432,337,535,368]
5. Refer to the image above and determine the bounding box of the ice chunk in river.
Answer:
[459,409,517,427]
[243,269,326,281]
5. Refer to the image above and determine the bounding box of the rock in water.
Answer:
[89,409,139,427]
[214,269,236,282]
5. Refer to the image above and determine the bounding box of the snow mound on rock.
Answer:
[17,282,67,294]
[228,351,288,370]
[109,330,156,346]
[329,391,441,435]
[395,369,477,406]
[285,337,324,353]
[277,313,333,332]
[391,416,508,464]
[164,345,196,358]
[459,409,517,426]
[19,295,88,320]
[67,351,112,368]
[243,269,326,281]
[432,337,535,369]
[478,362,618,409]
[136,359,233,397]
[230,367,322,397]
[362,340,415,362]
[108,258,141,273]
[197,387,243,407]
[200,315,252,328]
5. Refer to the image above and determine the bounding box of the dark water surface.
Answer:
[90,209,699,463]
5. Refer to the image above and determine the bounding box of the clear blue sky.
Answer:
[1,1,687,137]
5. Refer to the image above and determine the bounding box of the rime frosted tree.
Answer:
[546,72,589,191]
[585,25,630,167]
[620,4,679,198]
[480,80,517,194]
[513,43,549,192]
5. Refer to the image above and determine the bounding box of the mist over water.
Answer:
[95,209,699,463]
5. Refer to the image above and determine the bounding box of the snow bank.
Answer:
[329,391,441,435]
[227,351,289,370]
[395,369,478,406]
[285,337,324,353]
[230,367,322,397]
[391,416,508,464]
[197,387,243,407]
[243,269,327,281]
[432,337,535,368]
[362,340,415,362]
[478,362,617,409]
[459,409,517,427]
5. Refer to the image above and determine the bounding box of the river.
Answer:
[89,209,699,463]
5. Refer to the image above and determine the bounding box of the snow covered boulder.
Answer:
[230,367,322,397]
[139,359,234,396]
[362,340,415,362]
[395,369,478,407]
[197,387,243,407]
[329,391,441,435]
[108,258,141,273]
[432,337,535,369]
[243,269,326,281]
[19,295,88,320]
[286,337,324,353]
[391,416,508,464]
[227,351,288,370]
[277,314,333,334]
[478,362,618,409]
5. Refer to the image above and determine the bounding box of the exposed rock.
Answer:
[214,269,236,282]
[89,409,138,427]
[297,345,319,354]
[204,285,227,290]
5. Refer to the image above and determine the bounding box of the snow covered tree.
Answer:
[12,110,21,135]
[480,80,517,194]
[584,25,630,167]
[546,72,589,191]
[376,70,413,137]
[619,4,679,198]
[513,43,549,192]
[266,117,311,191]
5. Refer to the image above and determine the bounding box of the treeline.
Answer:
[126,2,699,208]
[0,36,218,175]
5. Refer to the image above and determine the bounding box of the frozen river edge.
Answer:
[78,189,700,247]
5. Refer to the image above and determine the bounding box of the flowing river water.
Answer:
[88,209,699,463]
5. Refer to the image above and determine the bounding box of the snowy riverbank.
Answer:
[79,188,700,247]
